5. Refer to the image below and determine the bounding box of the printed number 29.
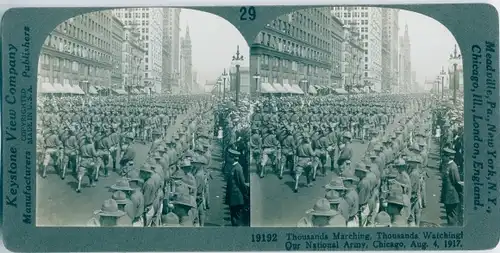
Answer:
[240,6,256,21]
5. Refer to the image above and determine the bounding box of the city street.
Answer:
[37,112,231,227]
[251,117,446,227]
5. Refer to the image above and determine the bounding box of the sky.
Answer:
[179,9,250,86]
[398,9,460,89]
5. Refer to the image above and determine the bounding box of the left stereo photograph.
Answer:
[36,8,251,227]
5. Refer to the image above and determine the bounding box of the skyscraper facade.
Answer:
[38,11,114,93]
[113,8,164,93]
[400,24,412,93]
[332,6,383,92]
[163,8,181,90]
[180,25,193,92]
[250,8,336,96]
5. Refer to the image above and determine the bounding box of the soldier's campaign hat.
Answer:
[110,179,134,192]
[154,153,163,160]
[157,145,167,152]
[125,132,135,140]
[443,148,456,155]
[409,144,420,152]
[407,156,421,164]
[170,193,196,209]
[194,155,209,165]
[369,152,378,158]
[324,177,347,191]
[180,159,192,168]
[415,132,425,137]
[171,170,185,180]
[343,132,352,139]
[152,130,161,136]
[184,150,195,158]
[194,145,204,152]
[306,198,338,216]
[174,135,180,140]
[394,158,406,167]
[382,138,392,144]
[228,148,241,156]
[374,211,392,227]
[345,160,351,165]
[374,145,383,152]
[111,191,129,205]
[418,142,426,147]
[94,199,126,217]
[161,212,180,227]
[139,164,155,174]
[386,192,407,207]
[354,162,370,173]
[325,189,343,204]
[127,170,144,184]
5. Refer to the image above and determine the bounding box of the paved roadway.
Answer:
[251,116,446,227]
[36,110,231,227]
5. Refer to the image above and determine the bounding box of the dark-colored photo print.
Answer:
[36,8,251,227]
[249,6,464,228]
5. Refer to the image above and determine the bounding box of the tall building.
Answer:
[113,8,164,93]
[38,11,113,93]
[111,16,124,89]
[122,24,146,91]
[340,24,365,90]
[399,24,412,93]
[332,6,383,92]
[411,70,417,91]
[163,8,181,91]
[180,25,193,92]
[381,8,399,93]
[250,8,336,96]
[331,16,344,87]
[162,9,172,93]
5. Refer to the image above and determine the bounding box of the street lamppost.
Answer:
[449,44,462,105]
[435,76,441,96]
[232,45,244,107]
[253,71,261,97]
[222,68,229,101]
[440,66,446,99]
[217,79,222,100]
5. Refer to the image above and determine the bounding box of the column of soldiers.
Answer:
[37,94,218,227]
[249,92,463,227]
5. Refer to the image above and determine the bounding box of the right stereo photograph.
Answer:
[249,6,464,228]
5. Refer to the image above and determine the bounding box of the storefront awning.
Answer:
[71,85,85,95]
[272,83,288,93]
[335,88,349,94]
[282,83,296,94]
[88,86,98,94]
[113,89,128,95]
[259,83,277,93]
[51,83,64,93]
[291,84,305,94]
[315,85,324,90]
[38,82,56,93]
[308,85,318,94]
[60,83,74,94]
